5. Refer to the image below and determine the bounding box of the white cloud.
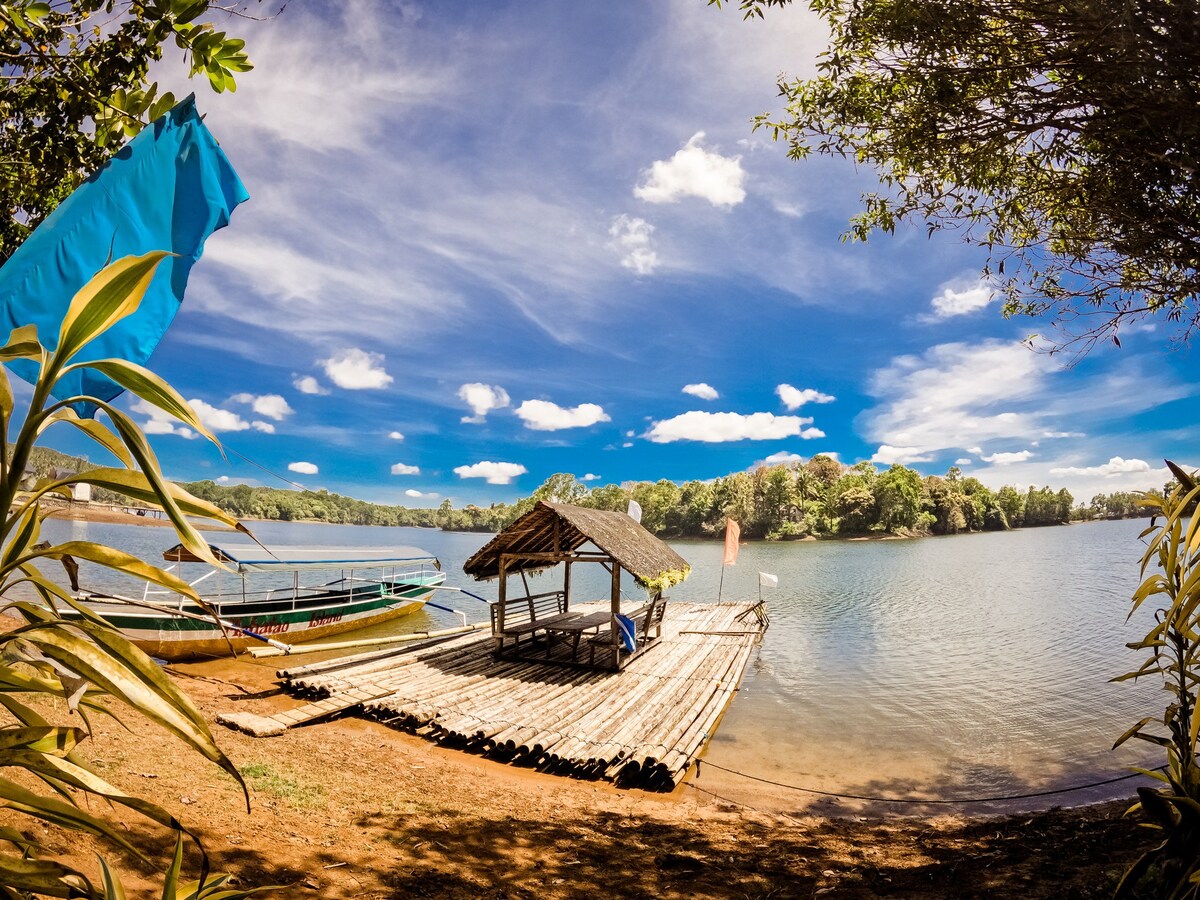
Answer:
[872,445,935,466]
[293,375,327,395]
[580,473,601,482]
[862,341,1058,458]
[251,421,276,434]
[1050,457,1152,478]
[756,451,805,467]
[454,461,527,485]
[777,384,836,410]
[405,489,438,499]
[646,411,816,443]
[391,463,420,475]
[131,398,198,440]
[682,383,719,401]
[609,215,659,275]
[459,383,511,423]
[388,431,405,440]
[515,400,610,431]
[189,399,250,433]
[635,132,746,207]
[954,458,972,466]
[231,393,293,420]
[927,276,996,319]
[320,348,394,390]
[981,450,1034,465]
[288,461,318,475]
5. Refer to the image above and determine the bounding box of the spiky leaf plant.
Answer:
[0,253,273,897]
[1114,460,1200,898]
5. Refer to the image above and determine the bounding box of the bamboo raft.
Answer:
[265,601,766,790]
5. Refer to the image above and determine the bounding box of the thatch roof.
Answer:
[462,501,690,589]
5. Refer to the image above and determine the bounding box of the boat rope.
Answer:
[224,442,307,490]
[691,758,1168,805]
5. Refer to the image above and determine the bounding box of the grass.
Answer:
[239,762,326,808]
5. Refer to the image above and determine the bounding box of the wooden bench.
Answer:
[587,595,668,668]
[490,591,568,654]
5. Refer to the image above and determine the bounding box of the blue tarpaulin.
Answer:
[0,94,247,415]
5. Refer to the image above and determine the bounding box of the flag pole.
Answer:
[718,562,725,603]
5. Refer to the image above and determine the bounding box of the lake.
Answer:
[38,515,1161,815]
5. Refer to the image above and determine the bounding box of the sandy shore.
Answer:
[37,501,235,530]
[7,651,1153,899]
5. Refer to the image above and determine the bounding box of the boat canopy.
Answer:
[162,543,441,574]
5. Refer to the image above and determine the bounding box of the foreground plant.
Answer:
[1114,460,1200,898]
[0,252,272,896]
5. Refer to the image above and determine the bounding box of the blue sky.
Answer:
[38,0,1200,506]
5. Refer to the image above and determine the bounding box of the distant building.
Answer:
[50,467,92,503]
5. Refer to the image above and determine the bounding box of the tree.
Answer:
[0,0,255,261]
[0,255,271,895]
[721,0,1200,350]
[874,464,923,532]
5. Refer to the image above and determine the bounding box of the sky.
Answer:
[34,0,1200,507]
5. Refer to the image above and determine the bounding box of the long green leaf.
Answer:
[55,253,170,364]
[0,853,90,898]
[0,775,141,856]
[18,621,246,797]
[63,359,219,446]
[26,542,201,602]
[98,856,127,900]
[0,324,43,363]
[37,408,134,468]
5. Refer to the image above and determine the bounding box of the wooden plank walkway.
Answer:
[267,601,767,790]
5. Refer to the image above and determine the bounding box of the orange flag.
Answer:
[723,518,741,566]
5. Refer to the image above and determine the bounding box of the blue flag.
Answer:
[0,94,248,415]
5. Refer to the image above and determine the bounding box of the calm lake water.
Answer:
[39,515,1161,815]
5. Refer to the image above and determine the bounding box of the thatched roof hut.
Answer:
[463,501,690,592]
[465,502,691,670]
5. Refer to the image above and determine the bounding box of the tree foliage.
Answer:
[0,255,273,896]
[718,0,1200,350]
[0,0,255,261]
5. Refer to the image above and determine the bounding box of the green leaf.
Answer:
[63,358,219,445]
[37,407,133,468]
[55,253,171,365]
[0,852,91,898]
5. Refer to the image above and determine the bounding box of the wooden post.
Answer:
[496,558,507,655]
[564,559,572,612]
[610,558,621,670]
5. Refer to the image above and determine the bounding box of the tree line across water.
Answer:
[173,456,1159,540]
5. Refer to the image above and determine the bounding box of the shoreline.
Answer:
[12,650,1156,897]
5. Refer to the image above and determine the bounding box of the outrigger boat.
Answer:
[70,543,447,661]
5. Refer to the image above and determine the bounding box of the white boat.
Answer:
[71,543,447,660]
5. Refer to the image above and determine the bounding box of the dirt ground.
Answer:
[9,653,1155,900]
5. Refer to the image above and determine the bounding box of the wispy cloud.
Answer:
[288,461,318,475]
[1050,457,1152,478]
[981,450,1033,465]
[609,215,659,275]
[925,275,996,320]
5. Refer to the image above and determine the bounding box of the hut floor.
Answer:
[275,601,766,791]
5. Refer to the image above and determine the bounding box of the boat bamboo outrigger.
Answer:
[68,543,447,661]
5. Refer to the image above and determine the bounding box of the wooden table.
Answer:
[543,611,612,660]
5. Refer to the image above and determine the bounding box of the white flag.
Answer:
[758,571,778,588]
[627,499,642,524]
